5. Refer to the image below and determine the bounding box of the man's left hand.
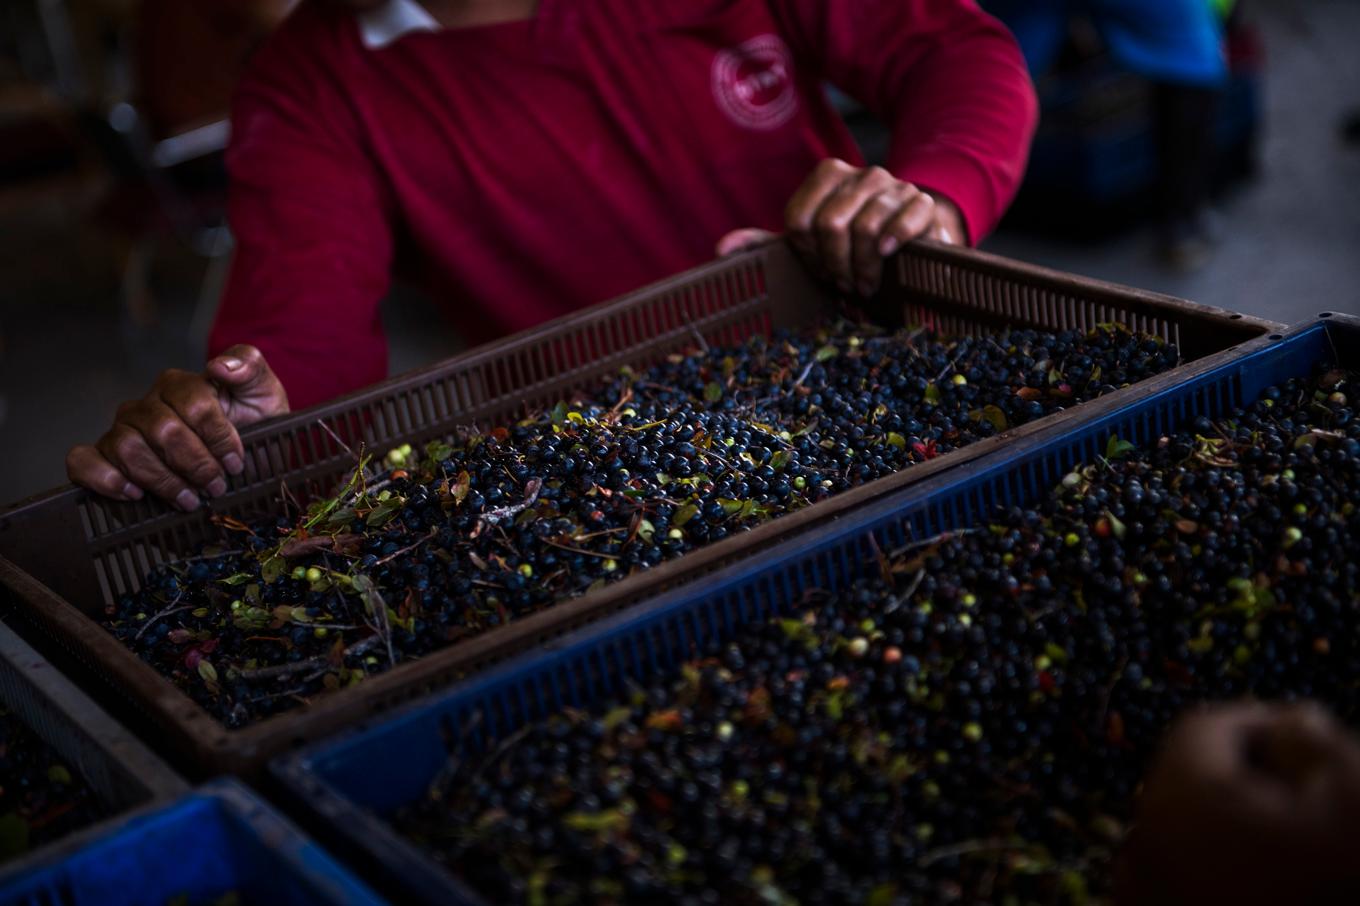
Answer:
[717,159,965,297]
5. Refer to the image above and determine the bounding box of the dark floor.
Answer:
[0,0,1356,506]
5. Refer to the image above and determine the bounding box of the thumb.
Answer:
[206,344,271,391]
[204,344,289,422]
[716,228,777,258]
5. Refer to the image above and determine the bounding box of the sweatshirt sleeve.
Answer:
[209,19,394,410]
[770,0,1038,243]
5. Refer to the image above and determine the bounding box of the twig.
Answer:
[354,577,396,667]
[135,593,186,641]
[609,387,635,416]
[471,724,534,786]
[233,635,382,683]
[315,418,364,467]
[791,359,816,390]
[347,476,395,504]
[885,568,926,614]
[934,350,964,383]
[687,325,711,353]
[634,381,683,397]
[472,478,543,537]
[886,529,977,561]
[918,838,1024,868]
[372,529,438,568]
[543,538,617,560]
[279,479,303,520]
[165,549,245,567]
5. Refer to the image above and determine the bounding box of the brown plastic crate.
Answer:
[0,240,1278,776]
[0,619,186,874]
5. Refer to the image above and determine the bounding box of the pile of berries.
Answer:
[395,364,1360,905]
[105,322,1177,727]
[0,707,102,863]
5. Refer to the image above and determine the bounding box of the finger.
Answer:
[849,184,917,296]
[98,425,202,511]
[159,373,245,477]
[122,399,229,498]
[785,158,858,256]
[715,228,777,258]
[878,192,938,257]
[812,166,899,291]
[66,444,142,501]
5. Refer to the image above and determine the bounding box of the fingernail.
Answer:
[223,453,244,475]
[122,483,143,501]
[206,477,228,498]
[217,357,243,371]
[880,237,900,256]
[176,489,200,512]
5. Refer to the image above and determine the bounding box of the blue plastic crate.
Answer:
[0,780,388,906]
[275,316,1350,906]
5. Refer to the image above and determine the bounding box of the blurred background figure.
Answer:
[1118,701,1360,906]
[984,0,1243,270]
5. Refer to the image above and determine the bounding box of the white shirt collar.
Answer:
[358,0,441,49]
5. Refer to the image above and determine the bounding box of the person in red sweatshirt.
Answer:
[66,0,1038,511]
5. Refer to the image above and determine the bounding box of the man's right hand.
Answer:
[66,345,289,511]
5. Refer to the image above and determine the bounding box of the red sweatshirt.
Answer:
[211,0,1037,409]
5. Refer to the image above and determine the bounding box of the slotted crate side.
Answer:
[275,320,1334,906]
[0,621,186,885]
[888,242,1261,359]
[0,780,388,906]
[0,241,1277,777]
[0,622,185,814]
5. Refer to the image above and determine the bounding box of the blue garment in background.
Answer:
[985,0,1228,86]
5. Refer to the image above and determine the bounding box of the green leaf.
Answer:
[770,450,792,470]
[719,499,745,517]
[1105,436,1136,461]
[637,519,656,543]
[704,382,723,403]
[924,383,941,406]
[867,883,899,906]
[602,706,634,730]
[325,506,358,529]
[425,439,455,463]
[260,555,285,585]
[674,503,699,527]
[46,764,73,785]
[0,813,29,860]
[453,470,471,505]
[198,660,219,684]
[886,432,907,450]
[219,573,251,586]
[979,405,1008,432]
[815,344,839,363]
[563,810,628,834]
[366,497,405,527]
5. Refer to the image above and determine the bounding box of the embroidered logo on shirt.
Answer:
[711,34,798,131]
